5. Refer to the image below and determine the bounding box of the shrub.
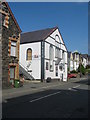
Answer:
[68,67,70,72]
[70,70,78,73]
[86,65,90,69]
[78,64,86,75]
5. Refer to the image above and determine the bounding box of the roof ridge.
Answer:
[20,26,58,44]
[21,26,58,35]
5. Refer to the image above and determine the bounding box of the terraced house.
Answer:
[68,51,88,72]
[73,51,80,71]
[68,51,80,71]
[81,54,88,68]
[20,27,68,82]
[0,2,21,88]
[68,52,74,71]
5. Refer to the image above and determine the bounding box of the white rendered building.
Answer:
[68,51,80,71]
[20,27,68,81]
[81,54,88,68]
[73,52,80,71]
[68,52,74,71]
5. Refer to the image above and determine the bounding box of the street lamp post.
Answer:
[80,53,81,78]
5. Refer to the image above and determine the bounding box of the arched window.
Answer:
[55,35,61,44]
[49,44,54,60]
[49,44,54,72]
[26,48,32,60]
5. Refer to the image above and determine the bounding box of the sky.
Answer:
[8,2,88,54]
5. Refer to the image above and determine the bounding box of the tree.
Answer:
[78,64,86,75]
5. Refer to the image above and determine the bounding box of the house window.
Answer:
[55,47,58,57]
[59,66,63,71]
[11,41,16,57]
[62,50,65,60]
[56,66,58,76]
[55,35,61,58]
[49,44,54,60]
[49,44,54,72]
[55,47,60,58]
[46,62,48,70]
[56,72,58,76]
[50,65,53,72]
[3,15,9,28]
[26,48,32,60]
[10,67,15,79]
[55,35,60,43]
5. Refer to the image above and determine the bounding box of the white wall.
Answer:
[76,61,79,70]
[70,60,73,71]
[82,58,87,68]
[45,29,67,81]
[73,61,77,70]
[20,28,68,81]
[20,42,41,79]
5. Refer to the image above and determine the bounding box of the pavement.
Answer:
[2,80,68,101]
[2,77,88,119]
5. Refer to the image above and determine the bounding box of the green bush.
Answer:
[68,67,70,72]
[70,70,78,73]
[86,65,90,69]
[78,64,86,75]
[86,69,90,73]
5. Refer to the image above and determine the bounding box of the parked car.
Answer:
[68,73,77,79]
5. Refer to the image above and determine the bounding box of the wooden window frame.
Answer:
[10,66,15,80]
[26,48,32,61]
[11,41,17,57]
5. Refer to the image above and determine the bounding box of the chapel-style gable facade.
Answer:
[20,27,68,82]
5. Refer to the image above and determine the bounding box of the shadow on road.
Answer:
[2,86,89,119]
[74,79,90,85]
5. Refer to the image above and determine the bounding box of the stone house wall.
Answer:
[1,2,21,88]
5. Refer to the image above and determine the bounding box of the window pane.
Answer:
[56,66,58,76]
[46,62,48,70]
[11,41,16,46]
[10,67,14,79]
[11,46,16,56]
[27,49,32,60]
[49,45,54,60]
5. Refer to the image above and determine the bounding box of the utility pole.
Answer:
[80,53,81,78]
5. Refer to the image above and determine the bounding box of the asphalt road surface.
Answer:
[2,78,89,119]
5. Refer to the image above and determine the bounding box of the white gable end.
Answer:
[20,27,68,82]
[45,28,67,52]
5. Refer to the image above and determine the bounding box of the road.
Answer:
[2,78,89,119]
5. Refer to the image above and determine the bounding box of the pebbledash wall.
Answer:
[20,27,68,81]
[1,2,21,88]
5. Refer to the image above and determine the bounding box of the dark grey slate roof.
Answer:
[68,52,71,58]
[72,53,75,59]
[81,54,88,59]
[20,27,58,44]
